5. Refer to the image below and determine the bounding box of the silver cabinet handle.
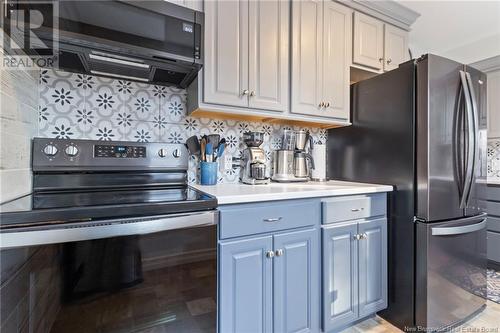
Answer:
[263,217,282,223]
[379,58,384,63]
[318,102,324,108]
[249,90,256,97]
[242,89,249,96]
[275,249,284,257]
[266,250,275,258]
[361,233,368,239]
[353,234,361,240]
[387,58,392,64]
[351,208,363,212]
[325,102,330,108]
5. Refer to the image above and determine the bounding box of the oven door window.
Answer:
[0,225,216,333]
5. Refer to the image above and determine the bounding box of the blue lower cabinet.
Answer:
[322,222,359,332]
[358,218,388,317]
[219,235,273,333]
[274,228,319,333]
[321,218,388,332]
[219,228,320,333]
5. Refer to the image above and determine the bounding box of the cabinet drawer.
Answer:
[219,200,319,239]
[322,194,386,224]
[487,231,500,263]
[488,216,500,233]
[487,200,500,217]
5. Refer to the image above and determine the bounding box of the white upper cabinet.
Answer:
[248,0,289,111]
[291,0,351,120]
[488,70,500,138]
[291,0,323,117]
[353,12,409,72]
[353,12,384,70]
[204,0,289,111]
[322,1,352,119]
[204,0,248,107]
[384,25,409,71]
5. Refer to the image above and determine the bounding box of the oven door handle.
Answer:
[0,211,218,249]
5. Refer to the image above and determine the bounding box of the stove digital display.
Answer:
[94,145,146,158]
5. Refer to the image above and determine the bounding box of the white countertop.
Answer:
[193,180,393,205]
[488,178,500,186]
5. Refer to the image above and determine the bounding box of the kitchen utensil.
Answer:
[243,131,264,147]
[217,138,226,149]
[205,143,214,162]
[185,135,200,155]
[200,137,206,161]
[207,134,220,147]
[216,143,225,160]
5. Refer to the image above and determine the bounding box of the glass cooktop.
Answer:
[0,186,217,228]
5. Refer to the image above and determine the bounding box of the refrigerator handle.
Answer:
[459,70,475,209]
[453,84,464,196]
[464,71,479,203]
[431,213,487,236]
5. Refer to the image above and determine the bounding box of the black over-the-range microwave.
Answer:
[5,0,203,88]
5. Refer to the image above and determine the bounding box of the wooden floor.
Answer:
[346,301,500,333]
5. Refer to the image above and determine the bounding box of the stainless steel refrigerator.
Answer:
[328,54,488,331]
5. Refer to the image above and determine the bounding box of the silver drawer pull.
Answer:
[353,234,361,240]
[351,208,364,212]
[266,250,275,258]
[275,249,284,257]
[263,217,283,223]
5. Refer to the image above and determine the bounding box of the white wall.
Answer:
[0,48,39,203]
[402,0,500,64]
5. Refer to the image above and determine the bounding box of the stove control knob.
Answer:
[158,148,168,158]
[172,149,182,158]
[43,144,58,156]
[65,145,78,157]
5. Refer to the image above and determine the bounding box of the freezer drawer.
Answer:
[416,213,487,330]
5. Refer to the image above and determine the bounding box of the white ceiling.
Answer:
[400,0,500,64]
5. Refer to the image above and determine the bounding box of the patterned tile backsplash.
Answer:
[488,139,500,180]
[38,69,327,184]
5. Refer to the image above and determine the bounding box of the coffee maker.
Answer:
[272,130,314,182]
[241,132,270,185]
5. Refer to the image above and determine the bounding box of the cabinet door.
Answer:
[353,12,384,70]
[204,0,249,107]
[487,70,500,138]
[274,228,319,333]
[358,218,388,317]
[383,25,409,71]
[322,222,359,332]
[321,1,351,120]
[219,236,273,333]
[291,0,323,116]
[248,0,289,112]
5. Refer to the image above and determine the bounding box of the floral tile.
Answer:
[38,69,328,184]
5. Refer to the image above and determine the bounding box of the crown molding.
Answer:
[470,55,500,73]
[337,0,420,31]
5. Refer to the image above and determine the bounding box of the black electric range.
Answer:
[0,138,217,246]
